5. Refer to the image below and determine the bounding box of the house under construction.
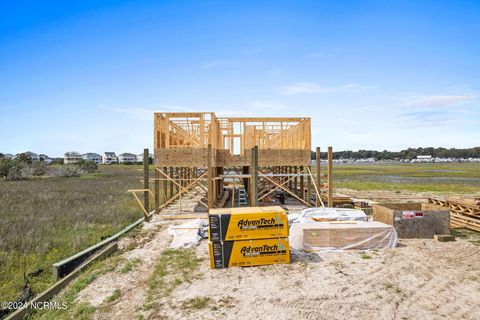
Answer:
[151,112,328,213]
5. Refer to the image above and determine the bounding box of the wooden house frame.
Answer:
[152,112,325,212]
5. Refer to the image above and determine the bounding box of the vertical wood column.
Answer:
[207,144,214,209]
[306,166,311,205]
[163,167,168,202]
[294,166,298,195]
[316,147,321,207]
[154,167,160,214]
[328,146,333,207]
[299,166,304,200]
[143,148,150,221]
[169,167,174,199]
[250,145,259,206]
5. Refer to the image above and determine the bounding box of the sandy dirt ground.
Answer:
[73,213,480,320]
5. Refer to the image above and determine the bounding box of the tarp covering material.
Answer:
[289,221,398,251]
[168,219,207,249]
[291,207,368,224]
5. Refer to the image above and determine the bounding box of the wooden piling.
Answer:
[143,148,150,221]
[316,147,321,207]
[250,145,259,206]
[328,146,333,207]
[207,144,214,209]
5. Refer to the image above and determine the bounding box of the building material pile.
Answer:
[320,191,353,206]
[428,197,480,232]
[290,207,397,251]
[208,206,290,268]
[373,203,450,238]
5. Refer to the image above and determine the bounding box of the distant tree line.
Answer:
[311,147,480,161]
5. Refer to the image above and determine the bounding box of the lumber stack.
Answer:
[428,197,480,232]
[320,191,353,206]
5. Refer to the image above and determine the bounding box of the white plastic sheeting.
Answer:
[289,221,398,251]
[296,207,368,223]
[168,219,207,249]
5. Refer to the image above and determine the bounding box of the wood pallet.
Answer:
[428,197,480,232]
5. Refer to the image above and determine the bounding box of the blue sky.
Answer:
[1,0,479,157]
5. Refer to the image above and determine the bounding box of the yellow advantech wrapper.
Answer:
[209,206,288,241]
[209,237,290,269]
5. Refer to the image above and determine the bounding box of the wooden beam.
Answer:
[143,148,150,221]
[316,147,321,207]
[307,167,324,208]
[154,168,160,214]
[208,144,214,209]
[328,146,333,207]
[251,145,259,206]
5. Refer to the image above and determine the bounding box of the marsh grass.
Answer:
[326,163,480,194]
[0,165,153,303]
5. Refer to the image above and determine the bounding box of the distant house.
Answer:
[136,153,153,164]
[83,153,102,164]
[64,151,82,164]
[416,155,432,160]
[38,154,52,164]
[118,153,137,164]
[102,152,118,164]
[20,151,39,161]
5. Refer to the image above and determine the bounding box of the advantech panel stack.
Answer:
[208,206,291,269]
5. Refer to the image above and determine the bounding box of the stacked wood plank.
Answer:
[320,191,352,206]
[428,197,480,232]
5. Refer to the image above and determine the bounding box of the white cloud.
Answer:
[402,94,475,108]
[278,82,377,96]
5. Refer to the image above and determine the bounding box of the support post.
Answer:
[250,145,259,206]
[299,166,304,199]
[316,147,321,207]
[328,146,333,207]
[154,167,160,214]
[207,144,214,209]
[169,167,174,199]
[163,167,168,202]
[143,148,150,221]
[306,166,311,205]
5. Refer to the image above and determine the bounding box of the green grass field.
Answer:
[0,165,148,304]
[331,163,480,194]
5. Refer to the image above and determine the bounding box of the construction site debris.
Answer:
[435,234,456,242]
[428,197,480,232]
[168,219,207,248]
